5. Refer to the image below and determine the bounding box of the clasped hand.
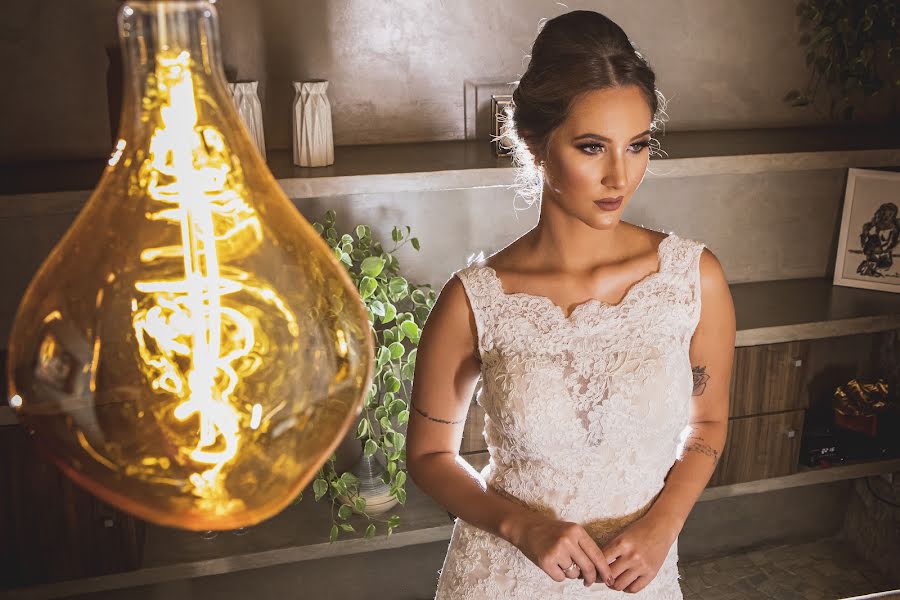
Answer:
[512,511,676,593]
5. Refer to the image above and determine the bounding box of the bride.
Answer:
[407,9,736,599]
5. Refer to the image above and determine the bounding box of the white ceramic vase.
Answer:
[292,80,334,167]
[228,81,266,160]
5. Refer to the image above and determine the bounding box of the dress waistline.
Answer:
[489,483,662,546]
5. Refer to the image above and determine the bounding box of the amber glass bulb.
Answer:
[6,1,374,531]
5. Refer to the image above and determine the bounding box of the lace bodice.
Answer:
[433,232,705,599]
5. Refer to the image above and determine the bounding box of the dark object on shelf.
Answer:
[831,377,900,462]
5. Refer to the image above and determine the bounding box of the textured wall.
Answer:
[3,0,895,161]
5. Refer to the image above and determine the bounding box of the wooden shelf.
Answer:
[731,277,900,346]
[5,454,898,599]
[701,457,900,501]
[3,124,899,207]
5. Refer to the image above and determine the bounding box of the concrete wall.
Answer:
[2,0,895,161]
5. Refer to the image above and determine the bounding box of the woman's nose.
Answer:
[601,154,628,189]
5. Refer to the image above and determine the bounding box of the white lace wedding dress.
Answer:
[433,232,705,599]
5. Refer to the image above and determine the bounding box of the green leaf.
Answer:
[330,524,339,542]
[361,256,386,277]
[376,346,391,369]
[397,409,410,424]
[365,523,376,539]
[381,303,397,324]
[338,503,352,520]
[411,237,420,250]
[359,276,378,299]
[313,478,327,501]
[357,419,369,438]
[388,514,401,528]
[400,320,420,341]
[388,341,405,360]
[395,487,407,505]
[392,432,406,450]
[340,471,358,487]
[394,470,407,487]
[354,496,367,513]
[387,460,397,476]
[369,300,385,317]
[380,416,392,430]
[400,362,415,380]
[391,226,402,242]
[374,406,387,420]
[388,277,408,297]
[355,224,368,240]
[312,222,324,235]
[407,348,417,364]
[340,523,355,532]
[410,289,426,305]
[364,438,378,457]
[324,209,336,226]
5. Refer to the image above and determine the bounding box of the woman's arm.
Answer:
[644,247,736,536]
[406,274,533,545]
[603,247,735,594]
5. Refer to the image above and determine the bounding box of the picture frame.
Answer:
[833,168,900,293]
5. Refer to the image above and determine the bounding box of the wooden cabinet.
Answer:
[706,340,811,486]
[708,409,805,486]
[0,425,146,588]
[728,341,810,417]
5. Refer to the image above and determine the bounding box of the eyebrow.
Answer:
[573,130,652,142]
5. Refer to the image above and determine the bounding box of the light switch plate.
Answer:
[463,79,518,141]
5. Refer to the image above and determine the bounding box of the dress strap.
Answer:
[666,235,707,340]
[452,263,496,357]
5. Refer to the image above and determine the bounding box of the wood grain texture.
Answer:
[0,426,146,589]
[708,409,805,487]
[729,340,811,417]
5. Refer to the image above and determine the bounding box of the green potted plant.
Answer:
[295,209,436,542]
[784,0,899,120]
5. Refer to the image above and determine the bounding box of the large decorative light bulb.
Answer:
[6,1,374,531]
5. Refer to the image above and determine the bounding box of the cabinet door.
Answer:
[729,341,810,418]
[0,425,146,588]
[708,409,805,487]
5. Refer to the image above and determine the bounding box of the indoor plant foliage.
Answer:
[299,209,436,542]
[785,0,899,119]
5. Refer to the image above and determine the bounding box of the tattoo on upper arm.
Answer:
[684,434,720,465]
[692,365,709,396]
[412,403,464,425]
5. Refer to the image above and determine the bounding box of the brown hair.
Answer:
[508,10,667,207]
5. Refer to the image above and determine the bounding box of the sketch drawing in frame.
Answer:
[833,168,900,294]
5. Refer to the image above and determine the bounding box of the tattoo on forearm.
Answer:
[412,403,463,425]
[684,435,720,465]
[692,365,709,396]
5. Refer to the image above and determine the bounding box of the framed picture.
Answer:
[833,168,900,293]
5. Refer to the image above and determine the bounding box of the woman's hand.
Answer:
[507,512,615,587]
[601,512,678,593]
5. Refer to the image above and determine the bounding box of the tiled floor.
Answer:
[678,536,899,600]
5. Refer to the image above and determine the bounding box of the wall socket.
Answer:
[463,79,517,141]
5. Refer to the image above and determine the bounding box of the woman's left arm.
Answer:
[604,247,736,593]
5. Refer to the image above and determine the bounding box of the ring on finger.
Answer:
[563,560,579,573]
